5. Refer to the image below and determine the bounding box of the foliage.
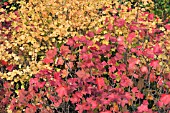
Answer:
[152,0,170,21]
[0,0,170,112]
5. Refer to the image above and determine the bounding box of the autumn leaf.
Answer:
[108,23,113,31]
[66,38,75,46]
[159,94,170,106]
[137,104,148,112]
[86,31,95,37]
[120,75,133,87]
[150,60,159,69]
[127,32,136,43]
[6,64,15,72]
[153,44,162,55]
[96,77,105,90]
[165,24,170,30]
[140,66,148,74]
[0,60,8,66]
[43,57,54,64]
[114,18,125,27]
[148,13,154,21]
[46,47,57,59]
[60,45,71,56]
[56,86,67,98]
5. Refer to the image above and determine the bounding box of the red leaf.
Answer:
[3,82,11,89]
[53,98,62,107]
[6,64,15,72]
[25,104,36,113]
[157,101,164,107]
[143,48,154,59]
[165,24,170,30]
[37,81,46,88]
[67,38,74,46]
[86,97,98,109]
[100,111,112,113]
[128,57,140,65]
[46,47,57,59]
[160,94,170,105]
[76,70,88,79]
[117,36,124,45]
[96,28,103,34]
[87,31,94,37]
[60,45,71,56]
[150,72,156,82]
[57,57,64,65]
[127,32,136,43]
[136,92,144,99]
[43,47,57,64]
[108,23,113,31]
[153,44,162,55]
[133,74,139,78]
[114,52,123,61]
[43,57,53,64]
[3,2,8,6]
[120,75,133,87]
[148,13,154,21]
[137,104,148,112]
[140,66,148,74]
[109,65,116,73]
[56,86,67,98]
[150,60,159,68]
[143,100,149,105]
[0,60,8,66]
[130,25,138,31]
[104,33,111,40]
[132,87,139,93]
[115,19,125,27]
[96,77,105,90]
[70,92,82,104]
[29,78,38,85]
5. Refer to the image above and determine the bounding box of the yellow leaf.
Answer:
[102,40,109,45]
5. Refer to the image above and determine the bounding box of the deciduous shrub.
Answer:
[0,0,170,113]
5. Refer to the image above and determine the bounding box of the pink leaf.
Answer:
[148,13,154,21]
[140,66,148,74]
[87,31,94,37]
[46,47,57,59]
[137,104,148,112]
[115,19,125,27]
[150,60,159,68]
[43,57,54,64]
[104,33,111,40]
[127,32,136,43]
[76,70,86,79]
[153,44,162,55]
[67,38,74,46]
[132,87,139,93]
[100,111,112,113]
[160,94,170,105]
[133,74,139,78]
[108,23,113,31]
[109,65,116,73]
[56,86,67,98]
[96,28,103,34]
[165,24,170,30]
[60,45,71,56]
[117,36,124,45]
[120,75,133,87]
[96,77,105,90]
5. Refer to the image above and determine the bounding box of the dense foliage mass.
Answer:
[0,0,170,112]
